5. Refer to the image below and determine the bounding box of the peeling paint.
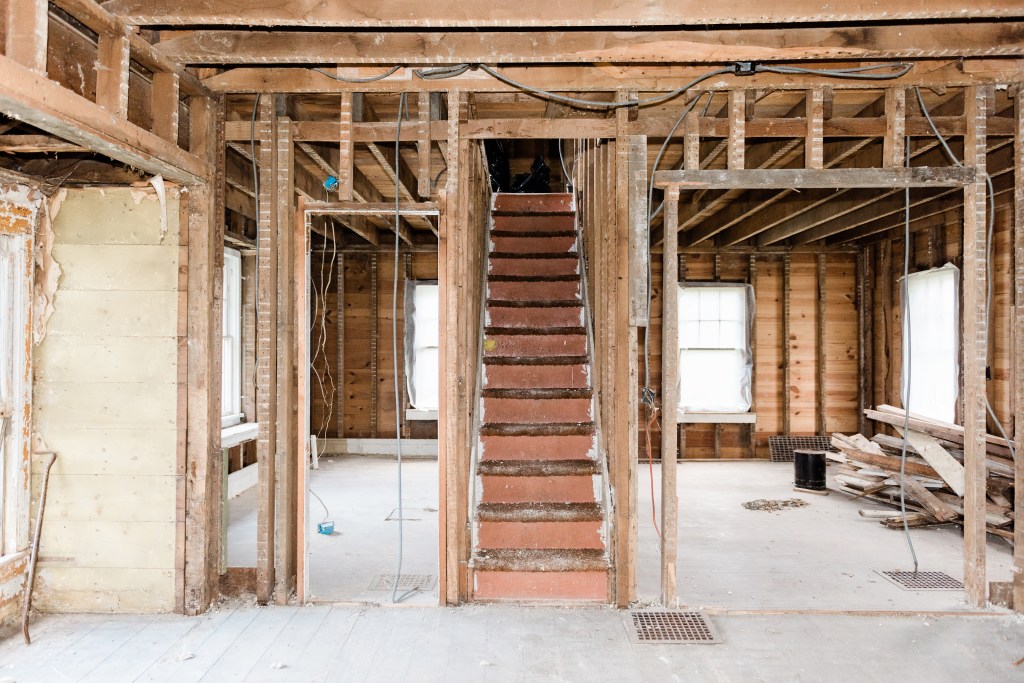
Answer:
[33,189,64,347]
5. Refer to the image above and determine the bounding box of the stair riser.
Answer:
[481,475,597,504]
[489,257,578,278]
[492,214,575,233]
[483,397,591,424]
[486,306,583,329]
[493,193,573,214]
[483,364,589,390]
[474,570,606,601]
[476,521,603,550]
[491,235,576,254]
[480,434,595,461]
[484,334,586,358]
[488,280,580,302]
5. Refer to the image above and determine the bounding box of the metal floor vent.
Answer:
[368,574,435,591]
[769,435,834,463]
[628,611,720,644]
[879,570,964,591]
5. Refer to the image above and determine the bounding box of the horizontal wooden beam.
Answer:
[102,1,1024,28]
[0,135,87,152]
[157,22,1024,65]
[0,55,209,184]
[304,201,439,216]
[654,167,975,190]
[203,60,1024,93]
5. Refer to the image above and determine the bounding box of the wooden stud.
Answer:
[370,252,379,437]
[338,92,354,200]
[880,239,893,410]
[884,87,907,168]
[4,0,47,73]
[962,85,990,607]
[858,247,873,437]
[782,253,791,435]
[661,186,680,606]
[96,29,131,117]
[418,91,432,198]
[728,90,745,170]
[1013,85,1024,614]
[655,167,973,190]
[748,254,758,459]
[295,198,310,603]
[684,108,700,171]
[806,88,825,170]
[336,254,346,438]
[816,253,826,435]
[627,135,649,326]
[151,72,181,142]
[255,96,279,605]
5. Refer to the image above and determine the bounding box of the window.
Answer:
[222,249,242,426]
[406,281,439,412]
[677,284,753,413]
[0,231,31,556]
[903,264,959,423]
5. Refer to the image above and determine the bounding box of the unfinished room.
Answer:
[0,1,1022,680]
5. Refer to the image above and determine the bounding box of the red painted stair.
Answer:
[471,193,609,602]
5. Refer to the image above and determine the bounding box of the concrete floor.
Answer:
[227,457,1015,612]
[3,604,1022,681]
[636,461,1015,611]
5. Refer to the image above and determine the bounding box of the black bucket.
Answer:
[793,449,827,491]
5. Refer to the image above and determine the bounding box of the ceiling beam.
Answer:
[156,22,1024,65]
[654,167,975,190]
[102,1,1024,28]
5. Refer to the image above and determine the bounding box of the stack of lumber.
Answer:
[828,405,1016,546]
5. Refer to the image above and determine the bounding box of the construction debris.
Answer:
[742,498,810,512]
[830,405,1016,546]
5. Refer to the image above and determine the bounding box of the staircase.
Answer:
[470,193,610,602]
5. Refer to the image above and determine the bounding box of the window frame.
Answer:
[405,279,440,415]
[901,263,960,424]
[221,248,243,427]
[676,282,755,415]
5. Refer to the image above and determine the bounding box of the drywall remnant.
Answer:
[33,189,64,346]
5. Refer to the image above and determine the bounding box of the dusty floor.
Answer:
[2,603,1022,681]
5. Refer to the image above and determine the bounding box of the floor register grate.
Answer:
[628,611,720,644]
[879,570,964,591]
[368,574,435,591]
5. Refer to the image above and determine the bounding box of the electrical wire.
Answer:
[250,95,261,393]
[391,92,417,603]
[913,87,1017,464]
[313,65,402,83]
[755,62,913,80]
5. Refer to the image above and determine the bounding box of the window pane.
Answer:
[904,266,958,423]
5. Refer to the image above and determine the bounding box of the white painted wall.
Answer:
[32,187,180,613]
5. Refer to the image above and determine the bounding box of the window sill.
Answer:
[406,409,438,421]
[678,411,756,424]
[222,422,259,449]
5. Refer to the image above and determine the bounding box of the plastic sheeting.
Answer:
[677,283,754,413]
[405,280,440,411]
[902,263,959,423]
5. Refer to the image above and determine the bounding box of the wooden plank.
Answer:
[684,110,700,171]
[627,135,648,327]
[883,87,907,168]
[151,72,181,143]
[816,254,826,434]
[338,92,354,201]
[962,84,990,607]
[0,55,208,184]
[728,90,745,170]
[901,476,959,523]
[437,190,450,605]
[95,29,131,117]
[305,201,439,216]
[805,88,825,170]
[660,186,680,606]
[417,92,431,198]
[782,253,791,435]
[105,1,1024,27]
[1014,85,1024,614]
[295,199,310,602]
[654,167,975,190]
[893,428,967,496]
[4,0,47,72]
[155,22,1024,64]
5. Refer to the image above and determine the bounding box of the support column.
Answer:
[660,186,680,606]
[962,85,990,607]
[1013,86,1024,612]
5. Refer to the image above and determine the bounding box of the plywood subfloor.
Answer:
[636,461,1015,611]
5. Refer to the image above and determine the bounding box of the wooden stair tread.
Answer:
[484,355,588,366]
[486,300,582,308]
[473,548,608,572]
[480,423,595,437]
[477,459,599,477]
[481,388,592,400]
[485,326,585,336]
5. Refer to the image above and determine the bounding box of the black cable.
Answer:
[313,65,402,83]
[250,95,261,393]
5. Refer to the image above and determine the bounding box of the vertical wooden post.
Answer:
[782,253,791,435]
[273,112,296,605]
[884,88,907,168]
[962,85,990,607]
[294,199,310,603]
[183,94,225,615]
[748,254,758,458]
[660,186,680,606]
[816,253,827,435]
[684,107,700,171]
[336,254,346,438]
[805,89,825,170]
[95,29,131,117]
[338,92,354,200]
[880,239,893,409]
[858,248,873,437]
[437,190,449,605]
[1013,86,1024,613]
[626,136,649,327]
[728,90,746,170]
[255,96,279,605]
[4,0,47,73]
[370,253,379,437]
[418,91,432,198]
[152,72,181,142]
